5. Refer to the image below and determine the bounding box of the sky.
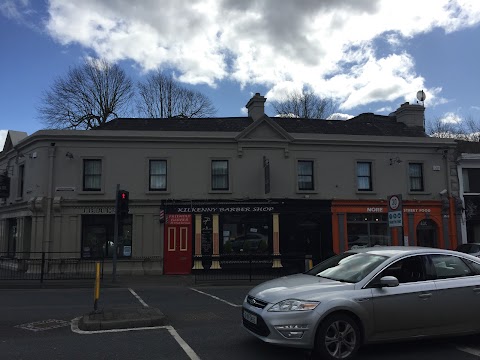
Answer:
[1,0,480,150]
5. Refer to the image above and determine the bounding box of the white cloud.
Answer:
[327,113,354,121]
[0,130,7,151]
[42,0,480,110]
[440,112,463,123]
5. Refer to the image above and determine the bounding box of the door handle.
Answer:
[473,287,480,293]
[418,293,432,299]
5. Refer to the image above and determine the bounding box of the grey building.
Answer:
[456,140,480,244]
[0,93,461,275]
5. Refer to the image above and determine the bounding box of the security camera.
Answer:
[439,189,447,196]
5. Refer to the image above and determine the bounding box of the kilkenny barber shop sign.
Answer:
[173,206,276,213]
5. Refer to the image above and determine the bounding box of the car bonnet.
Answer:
[248,273,356,304]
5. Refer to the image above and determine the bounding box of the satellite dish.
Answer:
[416,90,426,103]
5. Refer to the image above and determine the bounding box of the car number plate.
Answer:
[243,311,257,325]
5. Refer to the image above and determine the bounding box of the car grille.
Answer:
[242,308,270,337]
[246,295,268,309]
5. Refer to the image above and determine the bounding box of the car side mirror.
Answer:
[379,276,399,287]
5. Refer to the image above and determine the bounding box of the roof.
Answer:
[94,114,428,138]
[350,246,459,257]
[456,140,480,154]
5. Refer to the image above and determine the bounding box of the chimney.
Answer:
[394,102,425,130]
[245,93,266,121]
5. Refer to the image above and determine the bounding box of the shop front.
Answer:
[331,200,455,254]
[163,199,332,273]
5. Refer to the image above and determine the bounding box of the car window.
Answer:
[430,254,473,279]
[463,258,480,275]
[377,255,426,284]
[306,252,388,283]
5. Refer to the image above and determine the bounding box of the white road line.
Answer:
[70,317,166,334]
[457,346,480,357]
[167,326,202,360]
[70,318,201,360]
[189,288,242,308]
[128,288,149,307]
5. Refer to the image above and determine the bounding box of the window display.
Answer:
[347,213,391,249]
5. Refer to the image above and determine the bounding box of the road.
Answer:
[0,283,479,359]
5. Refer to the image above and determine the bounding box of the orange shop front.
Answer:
[331,200,458,254]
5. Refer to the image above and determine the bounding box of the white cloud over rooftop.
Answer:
[37,0,480,111]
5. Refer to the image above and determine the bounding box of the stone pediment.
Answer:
[235,116,293,142]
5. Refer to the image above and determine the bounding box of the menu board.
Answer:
[201,214,213,254]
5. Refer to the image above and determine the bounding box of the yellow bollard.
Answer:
[94,262,101,311]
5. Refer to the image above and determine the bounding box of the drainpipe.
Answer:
[44,143,56,253]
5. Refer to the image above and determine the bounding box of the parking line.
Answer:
[189,288,242,308]
[128,288,149,307]
[70,318,201,360]
[457,346,480,357]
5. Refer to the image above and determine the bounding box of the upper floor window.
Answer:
[83,159,102,191]
[409,163,424,191]
[212,160,229,190]
[462,168,480,193]
[298,160,314,190]
[149,160,167,191]
[357,162,372,191]
[17,164,25,198]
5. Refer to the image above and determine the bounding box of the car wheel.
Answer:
[314,314,361,360]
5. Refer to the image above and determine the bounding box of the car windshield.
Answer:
[305,252,388,283]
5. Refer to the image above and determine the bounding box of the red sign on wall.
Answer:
[167,214,192,225]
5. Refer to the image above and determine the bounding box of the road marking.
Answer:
[189,288,242,307]
[167,326,202,360]
[457,346,480,357]
[70,318,201,360]
[128,288,149,307]
[15,319,70,332]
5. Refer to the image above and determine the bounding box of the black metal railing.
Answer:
[193,254,311,283]
[0,252,104,282]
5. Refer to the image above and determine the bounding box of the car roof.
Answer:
[347,246,459,258]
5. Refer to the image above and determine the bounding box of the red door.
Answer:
[164,215,192,274]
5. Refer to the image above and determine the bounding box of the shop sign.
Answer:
[167,214,192,225]
[403,208,431,213]
[0,174,10,198]
[175,206,275,213]
[82,207,115,214]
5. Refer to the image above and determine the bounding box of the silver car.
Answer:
[242,247,480,360]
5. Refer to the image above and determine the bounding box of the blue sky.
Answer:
[1,0,480,149]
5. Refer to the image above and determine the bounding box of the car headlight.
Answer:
[268,299,319,312]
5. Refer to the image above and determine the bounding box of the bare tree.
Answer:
[137,71,216,118]
[271,89,337,119]
[38,58,134,129]
[426,116,480,141]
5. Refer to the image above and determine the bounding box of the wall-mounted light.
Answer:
[65,152,74,159]
[389,157,402,165]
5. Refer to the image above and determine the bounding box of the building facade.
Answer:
[0,94,462,275]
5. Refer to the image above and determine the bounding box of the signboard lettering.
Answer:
[83,207,115,214]
[167,214,192,225]
[175,206,275,213]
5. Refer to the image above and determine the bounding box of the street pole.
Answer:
[112,183,120,282]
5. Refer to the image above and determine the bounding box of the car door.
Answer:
[368,255,438,340]
[428,254,480,333]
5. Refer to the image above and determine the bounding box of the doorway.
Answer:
[416,219,438,248]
